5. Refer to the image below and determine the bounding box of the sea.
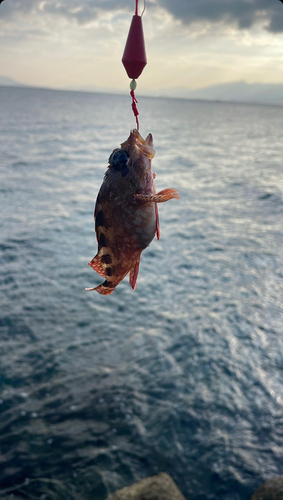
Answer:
[0,86,283,500]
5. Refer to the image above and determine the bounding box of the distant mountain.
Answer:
[65,84,124,95]
[158,81,283,105]
[0,75,28,87]
[0,77,119,94]
[1,76,283,105]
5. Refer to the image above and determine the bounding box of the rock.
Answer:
[251,477,283,500]
[107,473,187,500]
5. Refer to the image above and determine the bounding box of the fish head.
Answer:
[122,129,155,160]
[107,129,155,191]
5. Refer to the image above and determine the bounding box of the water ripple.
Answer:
[0,87,283,500]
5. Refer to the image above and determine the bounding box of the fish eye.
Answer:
[109,150,129,171]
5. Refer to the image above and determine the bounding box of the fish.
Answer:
[86,129,180,295]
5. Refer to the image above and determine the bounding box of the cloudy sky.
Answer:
[1,0,283,93]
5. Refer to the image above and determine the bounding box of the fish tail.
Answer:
[85,280,116,295]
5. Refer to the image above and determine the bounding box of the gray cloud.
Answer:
[0,0,38,15]
[43,0,133,23]
[267,6,283,32]
[158,0,283,32]
[0,0,132,23]
[1,0,283,32]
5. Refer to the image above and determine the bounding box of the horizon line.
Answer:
[0,83,282,109]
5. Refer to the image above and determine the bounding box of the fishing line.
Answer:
[130,81,140,130]
[141,0,146,17]
[136,0,146,17]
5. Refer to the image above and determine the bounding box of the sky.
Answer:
[1,0,283,93]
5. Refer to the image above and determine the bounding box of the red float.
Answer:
[122,14,147,80]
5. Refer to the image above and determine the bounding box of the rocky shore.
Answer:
[106,473,283,500]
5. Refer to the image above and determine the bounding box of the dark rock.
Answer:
[251,477,283,500]
[107,473,187,500]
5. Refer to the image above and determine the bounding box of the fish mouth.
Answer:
[131,129,155,159]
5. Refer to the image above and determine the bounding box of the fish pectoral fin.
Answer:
[129,257,141,291]
[154,188,180,202]
[88,254,108,278]
[134,188,180,204]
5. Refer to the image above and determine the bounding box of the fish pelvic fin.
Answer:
[129,257,141,291]
[134,188,180,204]
[155,203,160,241]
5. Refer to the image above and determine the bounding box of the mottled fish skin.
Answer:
[86,129,180,295]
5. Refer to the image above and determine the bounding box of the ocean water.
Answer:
[0,86,283,500]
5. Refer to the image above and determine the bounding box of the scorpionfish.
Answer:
[86,129,180,295]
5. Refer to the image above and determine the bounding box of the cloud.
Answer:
[0,0,38,16]
[0,0,132,23]
[267,6,283,32]
[158,0,283,32]
[1,0,283,32]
